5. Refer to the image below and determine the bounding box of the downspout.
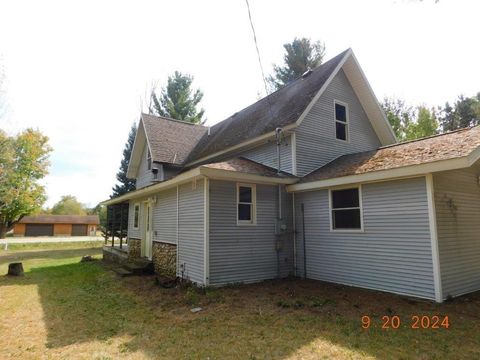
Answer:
[275,127,283,278]
[301,203,307,279]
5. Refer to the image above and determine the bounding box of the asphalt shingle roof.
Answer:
[141,114,207,165]
[187,49,349,163]
[202,157,295,178]
[301,126,480,183]
[140,50,350,166]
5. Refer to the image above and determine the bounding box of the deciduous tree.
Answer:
[0,129,52,238]
[382,98,438,141]
[50,195,87,215]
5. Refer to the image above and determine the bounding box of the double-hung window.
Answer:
[133,204,140,229]
[334,100,349,141]
[330,187,362,230]
[237,184,256,225]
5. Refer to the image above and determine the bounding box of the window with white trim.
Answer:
[133,203,140,229]
[237,184,256,225]
[330,188,362,230]
[334,101,348,141]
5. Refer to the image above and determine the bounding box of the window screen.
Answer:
[238,185,255,223]
[331,188,361,230]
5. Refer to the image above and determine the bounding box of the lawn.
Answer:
[1,243,479,359]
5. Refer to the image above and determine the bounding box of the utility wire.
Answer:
[244,0,270,98]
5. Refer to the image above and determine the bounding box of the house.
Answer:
[14,215,99,237]
[103,48,480,302]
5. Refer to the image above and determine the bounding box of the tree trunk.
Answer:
[0,223,7,239]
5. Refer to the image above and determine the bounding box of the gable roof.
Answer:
[128,49,396,175]
[19,215,100,225]
[185,49,351,164]
[289,126,480,191]
[142,114,207,165]
[126,114,207,178]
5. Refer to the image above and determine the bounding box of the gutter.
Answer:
[102,166,298,206]
[287,156,475,193]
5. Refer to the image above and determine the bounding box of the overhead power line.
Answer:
[244,0,270,98]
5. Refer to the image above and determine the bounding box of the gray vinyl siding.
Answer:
[242,136,293,174]
[294,177,435,300]
[163,166,180,181]
[128,200,144,239]
[136,144,154,189]
[209,180,294,285]
[152,187,177,244]
[434,166,480,298]
[178,179,205,284]
[295,69,382,176]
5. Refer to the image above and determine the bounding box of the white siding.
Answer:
[295,69,382,176]
[136,144,154,189]
[294,177,435,300]
[434,166,480,298]
[178,179,205,284]
[242,136,293,174]
[209,180,294,285]
[152,187,177,244]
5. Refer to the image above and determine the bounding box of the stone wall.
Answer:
[152,242,177,278]
[128,238,141,260]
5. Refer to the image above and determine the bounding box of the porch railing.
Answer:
[105,202,129,249]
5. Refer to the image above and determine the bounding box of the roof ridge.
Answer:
[207,48,351,131]
[379,125,477,150]
[142,113,206,127]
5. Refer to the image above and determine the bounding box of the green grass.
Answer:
[1,244,479,359]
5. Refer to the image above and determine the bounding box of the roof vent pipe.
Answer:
[302,67,313,78]
[207,126,211,136]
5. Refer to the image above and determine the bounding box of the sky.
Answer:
[0,0,478,208]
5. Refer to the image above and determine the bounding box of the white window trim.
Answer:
[334,99,349,143]
[328,185,364,232]
[133,203,140,229]
[236,183,257,226]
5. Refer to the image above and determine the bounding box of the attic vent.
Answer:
[302,68,313,78]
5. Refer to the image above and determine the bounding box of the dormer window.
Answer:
[334,100,349,141]
[147,149,152,170]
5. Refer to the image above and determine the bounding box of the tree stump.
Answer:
[80,255,94,263]
[8,262,24,276]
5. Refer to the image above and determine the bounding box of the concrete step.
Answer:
[123,259,154,275]
[112,267,134,277]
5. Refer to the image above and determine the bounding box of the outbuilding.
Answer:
[14,215,99,237]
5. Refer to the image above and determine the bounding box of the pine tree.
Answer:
[150,71,205,124]
[267,37,325,91]
[440,93,480,131]
[111,123,137,198]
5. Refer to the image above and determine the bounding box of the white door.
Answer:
[144,202,153,259]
